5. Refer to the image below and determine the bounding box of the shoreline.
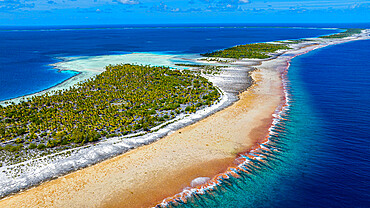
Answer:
[156,32,370,206]
[0,70,97,106]
[0,52,243,198]
[155,30,370,206]
[0,27,340,106]
[0,31,369,207]
[0,52,180,106]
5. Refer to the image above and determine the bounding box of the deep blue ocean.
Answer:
[282,40,370,207]
[1,24,369,207]
[0,25,338,101]
[170,30,370,208]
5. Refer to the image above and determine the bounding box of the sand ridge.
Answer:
[0,56,284,208]
[1,31,369,208]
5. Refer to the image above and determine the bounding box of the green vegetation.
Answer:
[0,64,220,151]
[199,58,233,63]
[201,43,290,59]
[200,65,224,75]
[282,39,311,44]
[174,63,227,75]
[175,63,208,67]
[0,144,23,152]
[320,28,363,39]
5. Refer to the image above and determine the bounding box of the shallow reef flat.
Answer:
[0,29,369,207]
[0,48,255,198]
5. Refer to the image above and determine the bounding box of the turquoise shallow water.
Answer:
[1,25,369,207]
[163,40,370,208]
[0,25,337,101]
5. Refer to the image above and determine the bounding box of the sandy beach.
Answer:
[0,31,369,208]
[0,66,283,207]
[0,52,284,208]
[0,71,99,106]
[0,47,291,208]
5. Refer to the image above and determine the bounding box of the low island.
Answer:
[0,64,219,164]
[0,28,368,208]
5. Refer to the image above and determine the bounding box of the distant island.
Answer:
[0,27,368,207]
[0,27,363,167]
[201,42,290,59]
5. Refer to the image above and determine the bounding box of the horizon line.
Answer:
[0,22,369,28]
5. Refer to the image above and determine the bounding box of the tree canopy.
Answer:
[0,64,220,151]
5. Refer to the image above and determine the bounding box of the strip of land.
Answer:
[0,30,369,208]
[0,62,282,208]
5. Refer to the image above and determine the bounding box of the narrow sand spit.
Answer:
[0,66,282,207]
[0,32,369,208]
[0,57,283,208]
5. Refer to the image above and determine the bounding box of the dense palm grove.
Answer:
[0,64,220,151]
[321,28,362,39]
[201,43,290,59]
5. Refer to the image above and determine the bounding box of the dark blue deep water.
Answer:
[1,25,369,207]
[172,35,370,208]
[285,40,370,207]
[0,25,337,101]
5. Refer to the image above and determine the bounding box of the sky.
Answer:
[0,0,369,26]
